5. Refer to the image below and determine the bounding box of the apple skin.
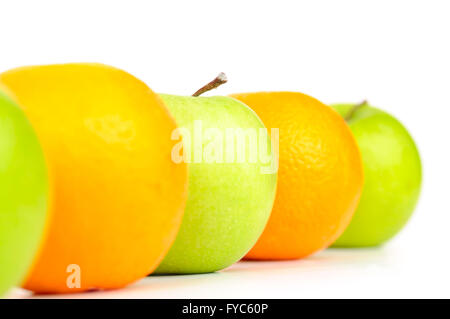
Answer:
[155,95,277,273]
[0,88,49,296]
[331,103,421,247]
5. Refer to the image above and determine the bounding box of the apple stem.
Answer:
[192,73,228,97]
[345,100,368,121]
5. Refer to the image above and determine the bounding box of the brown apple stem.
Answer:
[345,100,368,121]
[192,72,228,97]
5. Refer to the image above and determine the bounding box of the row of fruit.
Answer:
[0,64,421,295]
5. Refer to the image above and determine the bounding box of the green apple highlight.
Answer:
[332,102,421,247]
[155,80,277,274]
[0,88,49,296]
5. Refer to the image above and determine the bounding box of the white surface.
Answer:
[2,0,450,298]
[8,245,450,299]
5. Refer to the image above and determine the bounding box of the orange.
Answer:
[0,63,188,293]
[230,92,363,260]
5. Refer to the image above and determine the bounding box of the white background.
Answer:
[2,0,449,298]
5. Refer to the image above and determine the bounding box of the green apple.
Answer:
[0,88,49,296]
[331,102,421,247]
[155,88,277,274]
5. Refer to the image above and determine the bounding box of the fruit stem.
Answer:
[192,73,228,97]
[345,100,368,121]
